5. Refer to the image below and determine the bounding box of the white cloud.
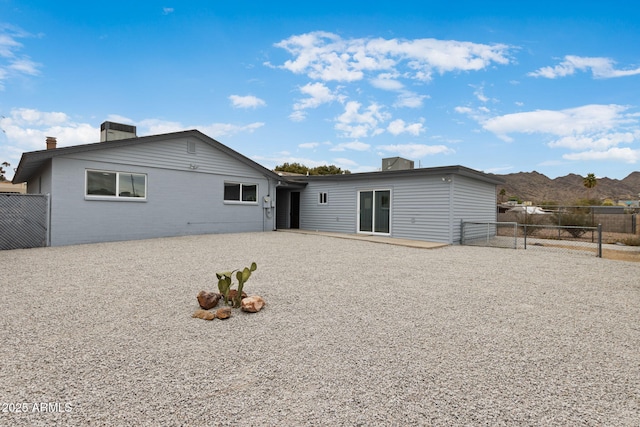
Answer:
[198,122,264,138]
[528,55,640,79]
[299,142,320,149]
[481,104,633,142]
[0,25,41,89]
[229,94,266,109]
[294,82,340,108]
[471,83,490,102]
[386,119,425,136]
[335,101,390,138]
[377,143,454,158]
[106,114,135,124]
[329,141,371,152]
[7,108,69,126]
[289,82,343,121]
[1,109,266,180]
[454,106,473,114]
[394,91,428,108]
[137,119,185,134]
[288,110,307,122]
[563,147,640,163]
[332,157,358,166]
[548,131,639,150]
[0,110,98,178]
[370,77,404,90]
[274,31,513,83]
[454,104,493,125]
[0,34,22,57]
[473,103,640,166]
[162,7,174,15]
[8,57,40,75]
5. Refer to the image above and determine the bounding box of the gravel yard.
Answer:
[1,231,639,426]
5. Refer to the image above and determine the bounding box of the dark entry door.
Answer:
[290,192,300,229]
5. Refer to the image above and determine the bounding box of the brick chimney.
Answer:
[46,136,57,150]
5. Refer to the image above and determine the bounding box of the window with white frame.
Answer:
[319,192,328,204]
[86,170,147,199]
[224,182,258,203]
[358,189,390,234]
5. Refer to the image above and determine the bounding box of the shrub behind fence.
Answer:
[461,220,602,257]
[498,205,638,234]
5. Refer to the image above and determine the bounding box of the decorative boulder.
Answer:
[197,290,220,310]
[241,296,266,313]
[215,307,232,319]
[227,290,247,301]
[192,309,215,321]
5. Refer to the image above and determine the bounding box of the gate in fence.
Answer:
[0,193,49,250]
[461,220,602,257]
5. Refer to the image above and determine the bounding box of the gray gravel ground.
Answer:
[1,231,639,426]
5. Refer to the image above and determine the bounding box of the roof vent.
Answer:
[100,121,137,142]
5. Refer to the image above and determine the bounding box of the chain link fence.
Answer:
[498,205,638,234]
[0,193,49,250]
[461,221,602,257]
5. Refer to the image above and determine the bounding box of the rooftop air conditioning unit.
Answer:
[100,121,137,142]
[382,157,414,171]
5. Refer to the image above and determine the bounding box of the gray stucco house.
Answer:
[12,123,282,246]
[12,122,503,247]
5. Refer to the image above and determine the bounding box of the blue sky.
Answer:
[1,1,639,180]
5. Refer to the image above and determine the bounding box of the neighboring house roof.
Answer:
[285,165,504,185]
[12,130,282,184]
[0,181,27,193]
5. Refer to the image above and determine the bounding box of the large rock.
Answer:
[215,307,232,319]
[227,290,247,301]
[197,290,220,310]
[241,296,266,313]
[192,309,215,320]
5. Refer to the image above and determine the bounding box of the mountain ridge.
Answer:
[493,171,640,204]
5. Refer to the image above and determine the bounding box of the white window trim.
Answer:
[223,181,259,205]
[357,188,392,236]
[85,169,147,201]
[318,192,328,205]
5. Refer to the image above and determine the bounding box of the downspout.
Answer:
[46,193,51,247]
[447,175,454,244]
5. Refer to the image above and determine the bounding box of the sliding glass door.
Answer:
[358,190,390,234]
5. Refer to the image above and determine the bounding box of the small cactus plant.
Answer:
[216,262,257,308]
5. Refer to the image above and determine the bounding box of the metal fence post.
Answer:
[46,193,51,247]
[486,222,490,244]
[597,224,602,258]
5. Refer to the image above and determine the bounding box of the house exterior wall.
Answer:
[298,172,497,244]
[388,175,453,243]
[451,175,498,243]
[46,136,275,246]
[299,180,358,234]
[27,161,52,194]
